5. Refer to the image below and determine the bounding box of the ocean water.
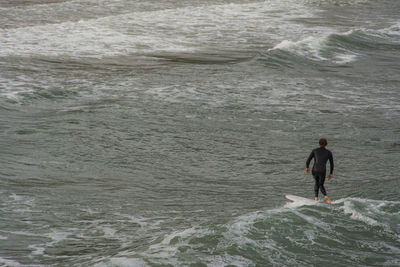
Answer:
[0,0,399,266]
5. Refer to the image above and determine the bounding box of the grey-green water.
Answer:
[0,0,399,266]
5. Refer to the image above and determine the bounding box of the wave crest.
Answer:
[262,24,400,68]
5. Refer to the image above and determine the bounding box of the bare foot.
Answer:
[324,196,332,204]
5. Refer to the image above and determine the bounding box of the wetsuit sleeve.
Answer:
[329,152,334,174]
[306,150,314,168]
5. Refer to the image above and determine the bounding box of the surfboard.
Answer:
[285,194,316,207]
[285,194,314,202]
[285,194,334,205]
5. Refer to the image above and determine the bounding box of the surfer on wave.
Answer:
[306,138,334,204]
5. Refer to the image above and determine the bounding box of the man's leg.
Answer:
[319,175,332,204]
[313,174,320,200]
[319,176,327,196]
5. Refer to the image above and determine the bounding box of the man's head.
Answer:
[319,138,328,147]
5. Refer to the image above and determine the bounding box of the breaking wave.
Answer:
[95,197,400,267]
[261,23,400,68]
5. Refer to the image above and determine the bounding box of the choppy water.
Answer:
[1,0,400,266]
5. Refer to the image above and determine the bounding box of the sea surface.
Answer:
[0,0,400,266]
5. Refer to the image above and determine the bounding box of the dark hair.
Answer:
[319,138,328,147]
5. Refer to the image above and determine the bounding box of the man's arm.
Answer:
[305,150,314,173]
[328,152,334,179]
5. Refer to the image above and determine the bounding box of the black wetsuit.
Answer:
[306,147,334,197]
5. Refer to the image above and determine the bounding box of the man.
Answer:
[306,138,334,203]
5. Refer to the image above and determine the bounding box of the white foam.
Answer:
[269,32,358,64]
[334,53,358,64]
[305,0,369,5]
[45,230,70,245]
[148,226,198,251]
[113,213,148,227]
[28,244,46,256]
[0,0,317,58]
[102,226,117,238]
[0,258,43,267]
[94,257,150,267]
[270,36,327,60]
[287,196,399,230]
[227,211,261,237]
[0,230,42,237]
[0,257,22,267]
[114,197,399,265]
[140,220,259,266]
[8,193,36,210]
[205,254,254,267]
[338,197,399,228]
[374,22,400,37]
[334,197,400,205]
[303,229,316,244]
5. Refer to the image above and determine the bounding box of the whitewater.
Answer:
[0,0,399,266]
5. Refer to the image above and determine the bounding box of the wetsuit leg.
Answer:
[319,175,327,196]
[313,175,319,197]
[313,172,327,197]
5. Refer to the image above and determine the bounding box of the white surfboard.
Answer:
[284,194,316,207]
[285,194,314,202]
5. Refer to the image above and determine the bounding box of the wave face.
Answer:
[1,0,400,266]
[259,25,400,68]
[93,198,400,266]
